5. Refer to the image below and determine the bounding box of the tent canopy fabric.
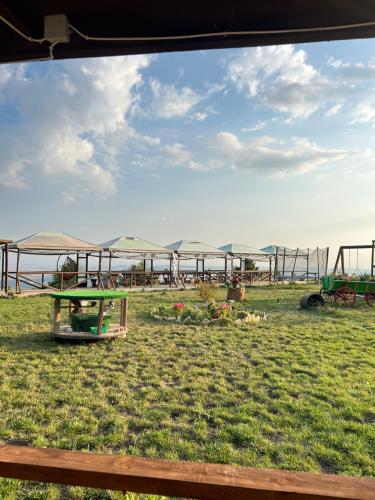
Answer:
[166,240,225,259]
[100,236,173,259]
[8,232,101,254]
[2,1,375,64]
[261,245,308,256]
[219,243,269,261]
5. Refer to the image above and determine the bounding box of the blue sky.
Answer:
[1,38,375,260]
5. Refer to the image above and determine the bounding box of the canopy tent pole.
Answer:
[169,256,172,288]
[108,252,115,289]
[306,248,310,282]
[1,247,4,291]
[16,249,21,294]
[325,247,329,276]
[292,248,298,280]
[316,246,320,279]
[98,252,103,289]
[76,252,79,285]
[269,256,272,284]
[85,253,89,286]
[4,243,8,294]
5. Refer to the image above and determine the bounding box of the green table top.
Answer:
[51,290,129,300]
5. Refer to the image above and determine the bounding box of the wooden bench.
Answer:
[0,446,373,499]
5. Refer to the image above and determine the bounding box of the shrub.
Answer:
[196,281,217,302]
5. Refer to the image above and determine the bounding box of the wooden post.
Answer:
[98,252,102,289]
[108,253,115,289]
[1,247,4,291]
[120,297,128,328]
[4,243,8,294]
[85,253,89,287]
[76,252,79,285]
[341,248,345,275]
[169,257,172,288]
[97,299,105,335]
[306,248,310,282]
[16,249,21,294]
[269,256,272,285]
[53,299,61,334]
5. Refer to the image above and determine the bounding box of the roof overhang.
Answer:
[1,1,375,64]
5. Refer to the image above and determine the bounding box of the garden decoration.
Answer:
[150,300,266,327]
[226,274,245,301]
[51,290,129,340]
[300,275,375,309]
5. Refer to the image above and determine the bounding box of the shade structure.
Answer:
[219,243,269,262]
[2,1,375,64]
[166,240,225,259]
[261,245,303,256]
[261,245,329,279]
[100,236,173,259]
[8,232,100,255]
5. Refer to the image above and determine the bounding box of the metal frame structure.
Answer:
[5,233,102,294]
[0,239,12,294]
[262,246,329,282]
[332,240,375,276]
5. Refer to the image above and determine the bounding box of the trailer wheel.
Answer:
[364,292,375,307]
[300,294,325,309]
[334,286,356,306]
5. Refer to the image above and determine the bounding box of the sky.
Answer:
[1,37,375,265]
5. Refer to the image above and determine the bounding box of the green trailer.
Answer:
[300,275,375,308]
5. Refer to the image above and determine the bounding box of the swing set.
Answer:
[301,240,375,308]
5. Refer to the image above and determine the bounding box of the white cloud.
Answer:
[0,55,151,197]
[351,95,375,124]
[191,112,207,121]
[164,143,191,165]
[325,104,342,117]
[210,131,364,176]
[242,121,266,132]
[226,45,336,119]
[149,78,203,118]
[327,57,375,81]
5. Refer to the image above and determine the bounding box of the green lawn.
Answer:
[0,285,374,499]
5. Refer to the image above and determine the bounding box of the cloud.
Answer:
[225,45,339,119]
[351,95,375,124]
[0,55,151,198]
[191,112,207,121]
[327,57,375,81]
[210,131,364,176]
[164,143,191,165]
[148,78,203,118]
[226,46,375,123]
[325,104,342,117]
[242,121,266,132]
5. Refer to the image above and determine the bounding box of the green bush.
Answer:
[196,281,218,302]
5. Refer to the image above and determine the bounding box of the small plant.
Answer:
[150,301,266,327]
[196,281,217,302]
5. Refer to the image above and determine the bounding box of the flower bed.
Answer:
[150,301,266,327]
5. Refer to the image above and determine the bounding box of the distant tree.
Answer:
[245,259,258,271]
[50,256,77,289]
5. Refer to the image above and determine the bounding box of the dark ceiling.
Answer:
[1,1,375,63]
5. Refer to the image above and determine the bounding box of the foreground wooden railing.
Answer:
[0,446,373,499]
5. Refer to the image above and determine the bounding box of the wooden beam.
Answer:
[0,446,373,500]
[53,299,61,334]
[97,299,104,335]
[120,298,128,328]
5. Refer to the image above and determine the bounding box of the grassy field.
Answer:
[0,285,374,499]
